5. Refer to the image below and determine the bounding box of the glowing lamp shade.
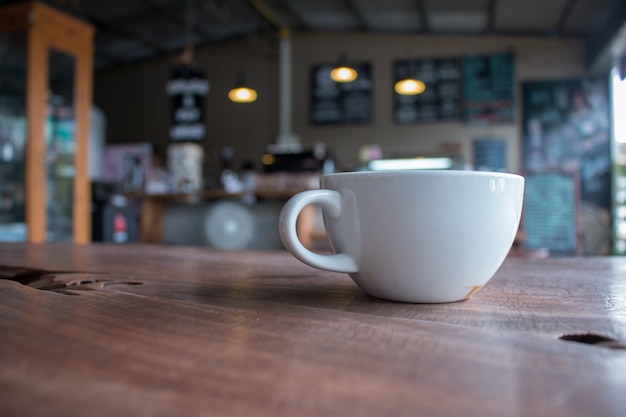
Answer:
[228,71,258,103]
[228,86,258,103]
[330,66,358,83]
[394,78,426,95]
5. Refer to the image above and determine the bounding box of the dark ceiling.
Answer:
[2,0,626,71]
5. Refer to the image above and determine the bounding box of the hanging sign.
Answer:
[166,65,210,141]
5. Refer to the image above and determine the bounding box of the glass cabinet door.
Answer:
[0,2,94,243]
[0,31,27,242]
[46,49,76,242]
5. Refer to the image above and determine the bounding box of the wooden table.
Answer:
[1,243,625,416]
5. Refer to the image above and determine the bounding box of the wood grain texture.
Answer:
[0,243,625,416]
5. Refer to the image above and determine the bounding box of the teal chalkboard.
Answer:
[523,172,580,255]
[463,53,514,124]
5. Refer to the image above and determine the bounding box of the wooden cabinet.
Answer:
[0,2,94,243]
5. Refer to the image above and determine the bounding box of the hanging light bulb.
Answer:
[394,78,426,95]
[229,86,258,103]
[228,71,258,103]
[330,53,358,83]
[331,66,358,82]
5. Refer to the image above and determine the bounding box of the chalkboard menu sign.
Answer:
[463,53,514,124]
[521,78,611,255]
[524,172,579,255]
[393,57,461,124]
[310,63,372,125]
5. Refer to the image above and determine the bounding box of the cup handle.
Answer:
[279,189,358,273]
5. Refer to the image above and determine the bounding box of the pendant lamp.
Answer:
[394,78,426,95]
[228,71,258,103]
[330,53,358,83]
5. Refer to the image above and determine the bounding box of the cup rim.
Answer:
[321,169,524,180]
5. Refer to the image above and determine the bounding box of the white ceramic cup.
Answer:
[279,170,525,303]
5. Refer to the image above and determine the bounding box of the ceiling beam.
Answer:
[344,0,371,32]
[551,0,578,36]
[138,0,187,31]
[204,0,274,36]
[586,0,626,70]
[137,0,217,44]
[86,13,170,55]
[275,0,312,31]
[199,0,275,59]
[485,0,497,35]
[415,0,430,33]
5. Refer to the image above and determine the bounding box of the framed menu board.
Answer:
[463,53,514,124]
[393,57,461,124]
[310,63,372,125]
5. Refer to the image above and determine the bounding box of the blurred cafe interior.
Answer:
[1,0,626,256]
